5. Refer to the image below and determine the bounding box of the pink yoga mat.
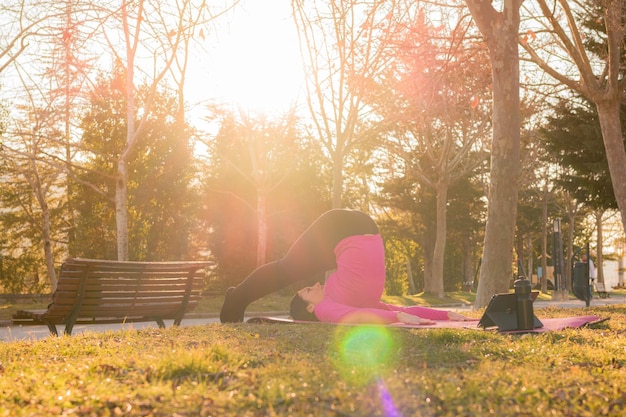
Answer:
[246,315,605,332]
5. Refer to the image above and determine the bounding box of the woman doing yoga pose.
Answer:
[220,209,471,324]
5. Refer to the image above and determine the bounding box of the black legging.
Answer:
[220,209,379,322]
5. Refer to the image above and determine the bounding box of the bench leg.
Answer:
[64,322,75,336]
[156,319,166,328]
[46,323,59,337]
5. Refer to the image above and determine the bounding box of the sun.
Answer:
[188,2,305,117]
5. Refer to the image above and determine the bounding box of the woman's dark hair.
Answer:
[289,293,320,322]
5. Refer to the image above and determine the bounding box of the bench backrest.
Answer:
[45,258,212,322]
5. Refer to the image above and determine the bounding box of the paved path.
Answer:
[532,295,626,310]
[1,296,624,342]
[0,317,223,342]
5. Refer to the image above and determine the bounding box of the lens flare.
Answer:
[331,325,404,415]
[378,378,403,417]
[331,325,396,386]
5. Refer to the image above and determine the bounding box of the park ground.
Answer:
[0,290,624,416]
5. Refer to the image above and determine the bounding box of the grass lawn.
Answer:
[0,297,625,415]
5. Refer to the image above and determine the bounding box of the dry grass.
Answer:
[0,303,624,416]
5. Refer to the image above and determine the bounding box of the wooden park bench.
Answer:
[12,258,213,336]
[595,282,610,299]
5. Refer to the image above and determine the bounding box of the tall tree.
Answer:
[0,0,82,289]
[365,5,491,297]
[44,0,96,256]
[101,0,233,260]
[521,0,626,251]
[291,0,402,208]
[464,0,523,307]
[540,97,625,285]
[540,98,619,210]
[209,108,305,267]
[201,108,330,288]
[75,68,196,261]
[0,102,66,291]
[377,167,486,294]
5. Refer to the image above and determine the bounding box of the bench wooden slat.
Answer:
[79,284,202,293]
[12,258,213,335]
[74,306,181,316]
[81,277,205,286]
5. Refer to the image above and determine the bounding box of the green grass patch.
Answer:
[0,306,625,416]
[0,301,50,321]
[383,291,476,307]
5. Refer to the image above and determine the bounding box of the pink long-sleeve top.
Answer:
[312,234,449,324]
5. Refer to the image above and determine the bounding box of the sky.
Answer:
[186,1,306,120]
[0,0,306,153]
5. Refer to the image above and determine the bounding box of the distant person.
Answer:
[582,253,596,282]
[220,209,471,324]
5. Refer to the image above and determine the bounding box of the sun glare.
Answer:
[188,2,304,118]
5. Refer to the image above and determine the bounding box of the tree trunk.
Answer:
[562,193,580,292]
[526,235,533,285]
[462,233,474,291]
[541,189,548,292]
[117,0,136,262]
[30,158,57,290]
[35,184,57,291]
[421,236,434,293]
[425,180,447,297]
[595,100,626,244]
[516,232,524,276]
[406,256,416,294]
[115,160,129,261]
[42,203,57,292]
[595,210,604,284]
[467,0,522,308]
[565,209,575,292]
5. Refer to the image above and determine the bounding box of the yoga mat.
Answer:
[246,315,606,333]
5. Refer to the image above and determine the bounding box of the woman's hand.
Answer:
[397,312,435,325]
[447,311,473,321]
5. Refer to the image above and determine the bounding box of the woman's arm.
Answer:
[380,302,473,321]
[315,300,442,325]
[379,303,449,320]
[395,312,435,325]
[314,300,472,324]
